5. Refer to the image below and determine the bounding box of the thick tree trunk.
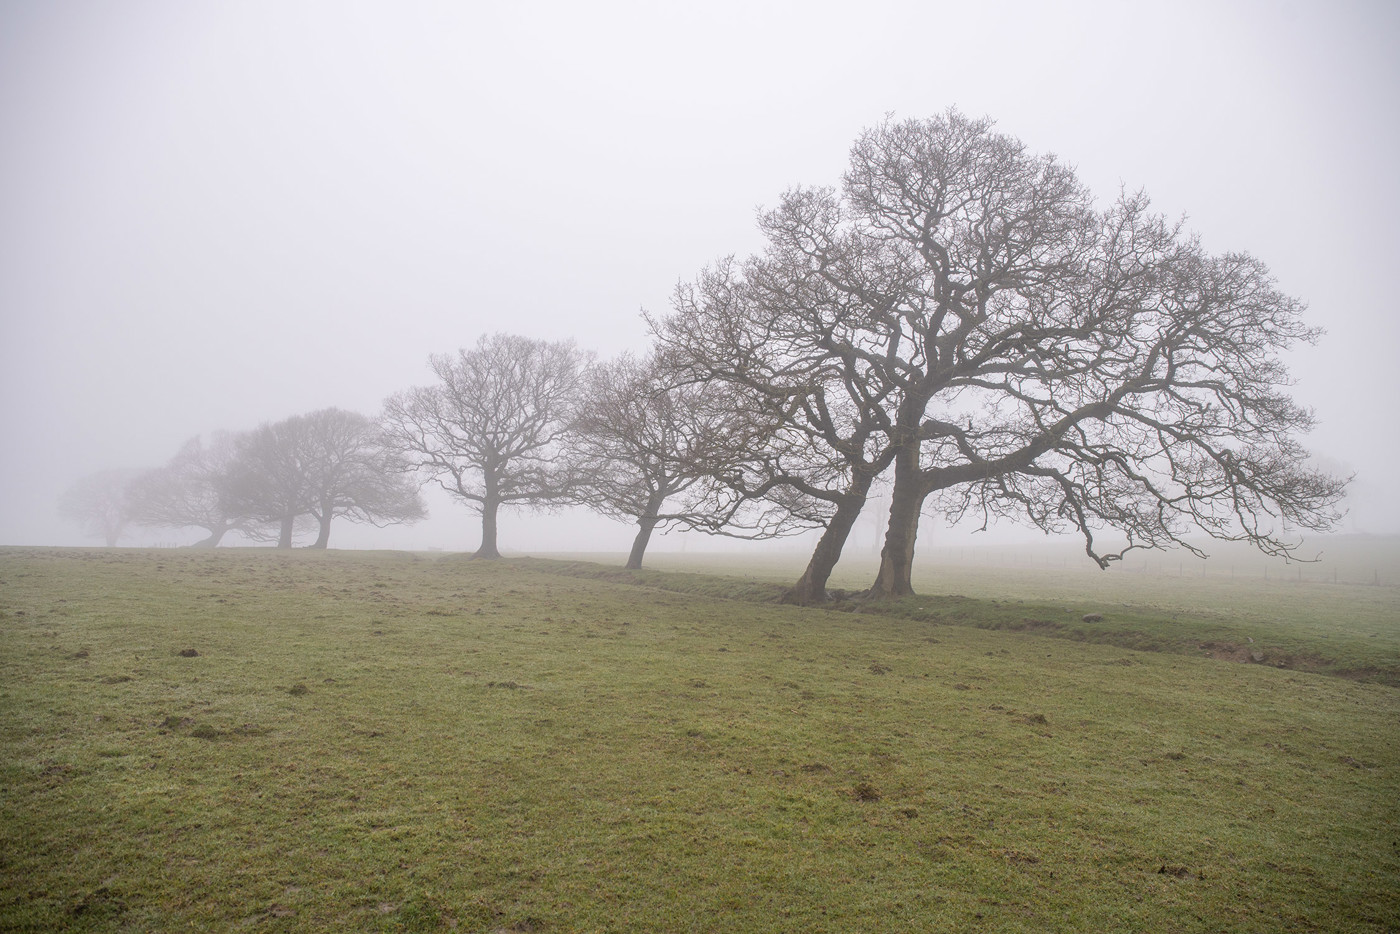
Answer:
[869,447,928,599]
[308,510,332,549]
[277,514,296,549]
[190,527,227,548]
[783,474,876,605]
[626,517,658,570]
[625,490,669,570]
[474,495,501,559]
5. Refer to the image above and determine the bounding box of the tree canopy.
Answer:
[570,351,801,569]
[381,333,588,558]
[58,469,144,547]
[656,110,1346,601]
[127,433,247,547]
[221,409,423,548]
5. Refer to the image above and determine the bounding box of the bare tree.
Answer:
[298,408,426,548]
[571,351,789,569]
[224,418,316,547]
[127,433,247,547]
[381,333,587,558]
[58,469,143,546]
[226,408,424,548]
[663,110,1347,601]
[655,258,901,602]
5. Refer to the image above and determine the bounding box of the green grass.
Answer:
[1,547,1397,932]
[569,547,1400,685]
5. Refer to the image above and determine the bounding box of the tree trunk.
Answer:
[783,474,876,605]
[625,490,669,570]
[308,510,332,549]
[190,527,227,548]
[277,514,296,549]
[869,447,927,599]
[626,517,658,570]
[475,495,501,559]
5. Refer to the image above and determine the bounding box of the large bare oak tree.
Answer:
[661,111,1347,602]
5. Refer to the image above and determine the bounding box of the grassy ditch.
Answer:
[1,547,1397,932]
[532,553,1400,686]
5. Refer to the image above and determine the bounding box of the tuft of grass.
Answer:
[1,546,1396,932]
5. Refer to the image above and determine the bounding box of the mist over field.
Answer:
[2,1,1397,557]
[4,5,1399,921]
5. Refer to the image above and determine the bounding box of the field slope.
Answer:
[1,548,1397,932]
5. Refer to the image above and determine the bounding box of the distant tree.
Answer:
[381,333,588,558]
[298,408,426,548]
[571,351,789,569]
[226,408,424,548]
[224,419,314,547]
[660,110,1347,601]
[127,433,247,547]
[58,469,143,546]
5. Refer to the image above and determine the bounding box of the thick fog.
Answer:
[2,0,1397,551]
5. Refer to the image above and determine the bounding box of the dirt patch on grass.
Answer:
[70,886,127,920]
[1000,849,1041,865]
[850,782,881,801]
[37,761,74,788]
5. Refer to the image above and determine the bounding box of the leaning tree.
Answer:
[571,350,807,569]
[381,333,587,559]
[127,432,248,547]
[662,110,1347,602]
[654,257,905,603]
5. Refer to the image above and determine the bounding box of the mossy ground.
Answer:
[1,547,1396,932]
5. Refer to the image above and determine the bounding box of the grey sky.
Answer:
[2,0,1396,551]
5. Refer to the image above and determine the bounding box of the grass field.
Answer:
[2,546,1397,932]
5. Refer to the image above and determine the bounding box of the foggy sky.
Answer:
[2,0,1397,552]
